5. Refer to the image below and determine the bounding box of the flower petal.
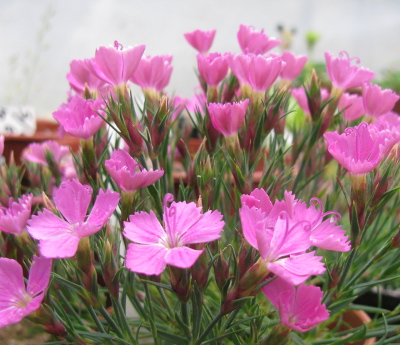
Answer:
[125,243,167,276]
[164,246,203,269]
[27,256,52,298]
[124,211,165,244]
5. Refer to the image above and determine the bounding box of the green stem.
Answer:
[195,312,224,345]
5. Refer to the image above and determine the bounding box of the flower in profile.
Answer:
[207,99,249,137]
[105,149,164,193]
[123,194,224,276]
[262,277,329,332]
[0,194,33,235]
[89,41,146,87]
[324,122,397,175]
[338,92,365,121]
[184,29,216,54]
[27,179,119,258]
[197,53,230,87]
[325,51,375,91]
[22,140,70,166]
[237,24,280,55]
[67,58,106,96]
[53,95,105,140]
[362,83,399,118]
[0,256,52,328]
[241,188,350,253]
[291,87,330,116]
[280,51,308,81]
[131,55,173,92]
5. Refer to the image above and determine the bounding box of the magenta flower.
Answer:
[325,51,375,91]
[131,55,173,92]
[23,140,70,166]
[324,122,397,175]
[229,54,252,87]
[362,83,400,118]
[373,112,400,137]
[240,205,325,285]
[0,135,4,157]
[0,256,52,328]
[262,277,329,332]
[67,58,106,95]
[338,92,365,121]
[184,29,216,54]
[249,55,284,92]
[291,87,330,116]
[197,53,230,87]
[280,51,308,81]
[241,188,350,253]
[89,41,146,87]
[207,99,249,137]
[237,24,280,55]
[0,194,32,235]
[123,194,224,275]
[27,179,119,258]
[105,149,164,193]
[53,95,105,139]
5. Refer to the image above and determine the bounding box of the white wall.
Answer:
[1,0,399,118]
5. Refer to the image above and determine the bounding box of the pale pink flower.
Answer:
[123,194,224,275]
[53,95,105,140]
[105,149,164,193]
[0,194,33,235]
[362,83,400,118]
[89,41,146,87]
[67,58,106,95]
[184,29,216,54]
[262,277,329,332]
[207,99,249,137]
[27,179,119,258]
[0,256,52,328]
[241,188,350,253]
[237,24,280,55]
[197,53,230,87]
[131,55,173,92]
[325,51,374,91]
[23,141,70,166]
[291,87,330,116]
[280,51,308,81]
[338,92,365,121]
[324,122,397,175]
[239,205,325,285]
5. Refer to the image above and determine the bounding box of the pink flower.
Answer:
[324,122,397,175]
[131,55,173,92]
[105,149,164,193]
[229,54,252,87]
[123,194,224,275]
[207,99,249,137]
[241,189,350,254]
[240,206,325,285]
[237,24,280,55]
[280,51,308,81]
[362,83,400,118]
[53,95,105,140]
[262,277,329,332]
[373,112,400,136]
[325,51,375,91]
[0,135,4,157]
[291,87,330,116]
[0,194,33,235]
[197,53,230,87]
[67,59,106,95]
[23,140,70,166]
[338,92,365,121]
[89,41,146,87]
[27,179,119,258]
[184,29,216,54]
[0,256,52,328]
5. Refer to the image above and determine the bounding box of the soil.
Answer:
[0,320,51,345]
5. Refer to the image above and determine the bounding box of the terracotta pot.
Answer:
[3,119,80,164]
[333,310,375,345]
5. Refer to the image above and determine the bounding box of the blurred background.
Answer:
[1,0,399,118]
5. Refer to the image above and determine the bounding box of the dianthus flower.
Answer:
[123,194,224,276]
[237,24,280,55]
[338,92,365,121]
[27,179,119,258]
[362,83,399,118]
[197,53,230,87]
[184,29,216,54]
[0,194,33,235]
[0,256,52,328]
[262,277,329,332]
[23,140,70,166]
[280,51,308,81]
